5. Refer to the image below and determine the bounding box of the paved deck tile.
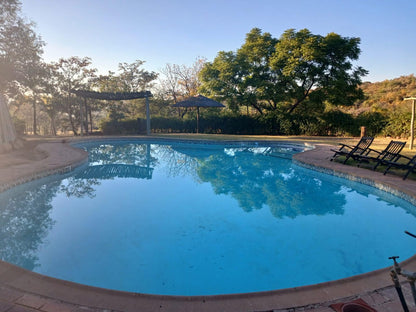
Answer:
[39,300,77,312]
[15,294,47,309]
[0,301,14,312]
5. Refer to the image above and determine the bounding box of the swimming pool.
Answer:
[0,139,415,296]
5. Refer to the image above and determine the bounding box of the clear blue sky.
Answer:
[21,0,416,82]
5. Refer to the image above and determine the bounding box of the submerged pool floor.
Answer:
[1,140,416,296]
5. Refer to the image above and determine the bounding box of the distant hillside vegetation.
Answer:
[351,75,416,138]
[357,74,416,112]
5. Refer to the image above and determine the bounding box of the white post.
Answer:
[405,97,416,150]
[411,99,415,150]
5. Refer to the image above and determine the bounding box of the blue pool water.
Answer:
[0,140,416,296]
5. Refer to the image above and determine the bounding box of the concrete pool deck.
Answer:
[0,136,416,311]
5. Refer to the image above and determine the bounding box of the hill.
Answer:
[357,74,416,112]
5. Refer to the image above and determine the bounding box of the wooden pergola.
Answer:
[71,90,153,135]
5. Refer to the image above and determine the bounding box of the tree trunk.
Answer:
[84,98,90,135]
[67,101,78,136]
[68,110,77,136]
[66,96,78,136]
[252,102,263,115]
[50,112,57,136]
[33,97,37,135]
[180,107,188,119]
[288,82,314,114]
[0,94,17,148]
[88,106,93,134]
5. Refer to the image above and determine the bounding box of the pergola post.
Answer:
[196,107,200,134]
[404,97,416,150]
[79,98,84,136]
[146,94,150,135]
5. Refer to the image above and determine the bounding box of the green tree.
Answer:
[158,58,207,118]
[271,29,368,113]
[117,60,158,92]
[40,63,67,136]
[52,57,97,135]
[0,0,44,144]
[20,61,48,135]
[0,0,44,92]
[199,28,367,116]
[199,28,278,114]
[92,60,158,122]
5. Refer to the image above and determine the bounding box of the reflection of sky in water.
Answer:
[0,140,416,296]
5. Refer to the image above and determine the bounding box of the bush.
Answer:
[356,112,388,137]
[382,110,411,138]
[12,117,26,135]
[321,111,357,136]
[98,110,394,137]
[100,119,142,135]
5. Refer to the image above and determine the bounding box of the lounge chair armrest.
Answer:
[365,148,381,156]
[392,154,413,163]
[337,143,354,151]
[397,154,412,161]
[338,143,353,148]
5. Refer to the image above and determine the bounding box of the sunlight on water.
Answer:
[0,140,415,295]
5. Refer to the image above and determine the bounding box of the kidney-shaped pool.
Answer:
[0,139,415,296]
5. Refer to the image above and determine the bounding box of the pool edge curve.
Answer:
[0,137,416,311]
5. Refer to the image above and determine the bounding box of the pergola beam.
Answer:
[71,90,152,101]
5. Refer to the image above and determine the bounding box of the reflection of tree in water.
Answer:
[59,177,100,199]
[157,144,204,179]
[0,181,60,270]
[197,149,346,218]
[85,142,158,167]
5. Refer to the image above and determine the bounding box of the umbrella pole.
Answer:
[196,106,200,134]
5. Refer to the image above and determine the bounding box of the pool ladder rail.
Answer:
[389,231,416,312]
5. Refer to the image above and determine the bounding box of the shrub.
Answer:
[98,110,394,137]
[12,117,26,135]
[382,110,411,138]
[356,112,388,137]
[321,111,357,136]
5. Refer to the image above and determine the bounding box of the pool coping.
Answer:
[1,137,416,311]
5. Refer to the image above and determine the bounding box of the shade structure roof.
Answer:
[171,95,225,134]
[171,94,225,108]
[71,90,152,100]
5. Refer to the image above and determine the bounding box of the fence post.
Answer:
[360,126,366,138]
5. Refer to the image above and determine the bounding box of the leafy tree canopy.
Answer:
[0,0,44,92]
[199,28,368,115]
